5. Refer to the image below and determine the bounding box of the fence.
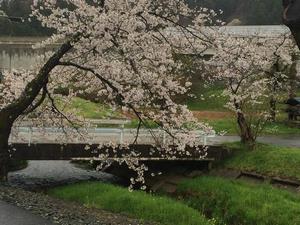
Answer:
[12,119,215,146]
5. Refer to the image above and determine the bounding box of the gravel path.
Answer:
[0,200,54,225]
[0,185,154,225]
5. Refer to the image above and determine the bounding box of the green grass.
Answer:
[187,83,228,111]
[48,182,214,225]
[52,89,300,136]
[187,80,300,135]
[57,97,120,119]
[204,118,237,134]
[263,120,300,135]
[177,176,300,225]
[125,119,159,129]
[203,117,300,135]
[222,142,300,180]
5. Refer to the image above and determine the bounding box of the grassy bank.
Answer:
[57,97,121,119]
[48,177,300,225]
[188,82,300,135]
[177,176,300,225]
[49,143,300,225]
[223,143,300,180]
[49,182,214,225]
[187,88,228,111]
[55,94,300,136]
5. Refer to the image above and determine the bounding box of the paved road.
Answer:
[10,127,300,147]
[207,135,300,148]
[0,201,54,225]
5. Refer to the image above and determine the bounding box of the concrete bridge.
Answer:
[8,115,300,161]
[7,123,300,182]
[8,126,227,181]
[9,124,218,159]
[9,124,300,160]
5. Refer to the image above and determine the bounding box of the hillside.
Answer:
[187,0,283,25]
[0,0,284,36]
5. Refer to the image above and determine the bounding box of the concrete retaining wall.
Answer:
[0,36,57,72]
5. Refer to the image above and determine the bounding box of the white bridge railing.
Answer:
[12,119,215,145]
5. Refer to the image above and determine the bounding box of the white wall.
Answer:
[0,37,57,72]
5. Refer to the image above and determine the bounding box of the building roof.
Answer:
[218,25,291,38]
[165,25,291,39]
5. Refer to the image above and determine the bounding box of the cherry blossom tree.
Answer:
[0,0,218,183]
[264,35,298,121]
[208,34,298,147]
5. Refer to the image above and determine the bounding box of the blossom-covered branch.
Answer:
[0,0,217,185]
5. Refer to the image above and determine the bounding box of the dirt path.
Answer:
[193,111,233,120]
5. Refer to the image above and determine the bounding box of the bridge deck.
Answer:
[8,126,225,161]
[10,143,228,161]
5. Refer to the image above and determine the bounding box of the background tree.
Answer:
[188,0,282,25]
[283,0,300,49]
[264,35,297,122]
[207,34,298,147]
[0,0,290,37]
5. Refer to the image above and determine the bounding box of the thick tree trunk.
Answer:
[0,111,13,182]
[233,99,256,148]
[288,54,299,96]
[283,0,300,49]
[0,40,74,181]
[237,112,255,148]
[291,30,300,50]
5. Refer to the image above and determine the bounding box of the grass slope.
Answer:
[49,182,214,225]
[57,97,120,119]
[188,83,228,111]
[177,176,300,225]
[189,81,300,135]
[223,143,300,180]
